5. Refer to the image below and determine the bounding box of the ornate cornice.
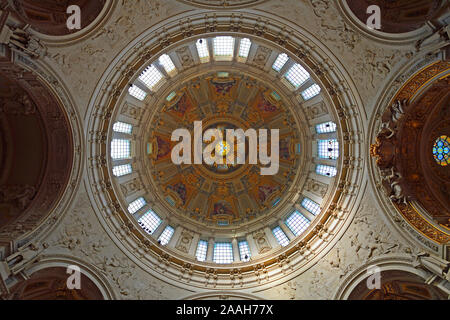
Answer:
[85,10,366,289]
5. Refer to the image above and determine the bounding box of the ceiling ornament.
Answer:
[0,44,83,256]
[176,0,268,9]
[146,74,301,228]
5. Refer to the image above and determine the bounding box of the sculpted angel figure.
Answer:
[390,99,407,123]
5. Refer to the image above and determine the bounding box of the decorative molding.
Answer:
[84,10,366,290]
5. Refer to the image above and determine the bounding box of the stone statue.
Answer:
[390,99,407,123]
[379,120,395,139]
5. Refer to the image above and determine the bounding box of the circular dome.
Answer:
[370,61,450,241]
[86,11,365,289]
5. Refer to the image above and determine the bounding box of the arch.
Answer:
[0,55,72,247]
[334,255,448,300]
[7,255,116,300]
[0,43,84,257]
[181,291,264,300]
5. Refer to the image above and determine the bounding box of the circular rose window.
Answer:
[432,135,450,166]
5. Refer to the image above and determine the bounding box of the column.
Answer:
[167,224,181,248]
[246,234,258,257]
[295,203,315,222]
[189,233,200,256]
[232,238,240,262]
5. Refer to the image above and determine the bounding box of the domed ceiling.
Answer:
[88,25,364,283]
[147,73,303,228]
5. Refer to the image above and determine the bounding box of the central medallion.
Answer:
[147,73,303,227]
[201,120,245,176]
[216,141,230,156]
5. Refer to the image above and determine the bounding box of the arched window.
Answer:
[138,210,162,235]
[433,135,450,166]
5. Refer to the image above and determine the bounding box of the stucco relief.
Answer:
[256,0,413,111]
[259,192,414,299]
[44,187,191,300]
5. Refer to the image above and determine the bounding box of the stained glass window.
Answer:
[433,135,450,166]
